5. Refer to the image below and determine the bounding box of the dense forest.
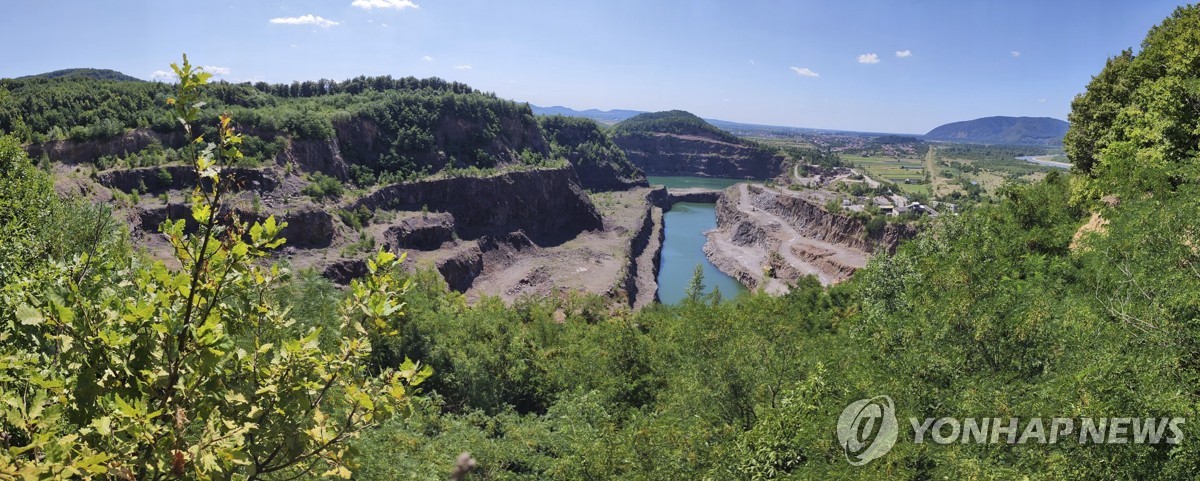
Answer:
[611,110,745,144]
[0,69,613,186]
[5,5,1200,480]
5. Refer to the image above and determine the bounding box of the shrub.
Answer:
[302,172,345,199]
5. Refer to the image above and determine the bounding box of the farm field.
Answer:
[841,154,930,195]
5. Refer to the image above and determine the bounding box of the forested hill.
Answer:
[19,68,144,82]
[924,115,1069,146]
[0,71,642,188]
[613,110,743,144]
[611,110,786,178]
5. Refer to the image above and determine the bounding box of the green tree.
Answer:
[0,134,57,287]
[0,55,429,479]
[685,264,706,302]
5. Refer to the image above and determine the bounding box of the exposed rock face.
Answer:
[705,184,917,291]
[614,132,785,179]
[438,247,484,293]
[385,213,455,251]
[97,166,278,194]
[276,206,336,248]
[621,195,665,307]
[135,203,334,248]
[276,138,350,180]
[538,116,648,191]
[665,187,722,205]
[737,184,915,254]
[323,259,369,285]
[352,166,603,245]
[27,129,183,165]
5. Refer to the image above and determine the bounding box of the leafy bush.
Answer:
[302,172,345,199]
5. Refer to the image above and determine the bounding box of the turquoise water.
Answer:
[648,176,747,190]
[657,202,748,305]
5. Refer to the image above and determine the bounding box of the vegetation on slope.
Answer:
[538,115,645,190]
[4,5,1200,479]
[612,109,743,144]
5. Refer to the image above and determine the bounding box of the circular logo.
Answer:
[836,395,898,466]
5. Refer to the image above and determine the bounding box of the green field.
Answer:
[841,154,929,195]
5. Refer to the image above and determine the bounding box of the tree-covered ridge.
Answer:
[538,115,645,189]
[0,72,572,184]
[19,68,145,82]
[612,109,743,144]
[924,116,1069,146]
[0,72,492,143]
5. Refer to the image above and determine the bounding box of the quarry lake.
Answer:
[652,176,749,304]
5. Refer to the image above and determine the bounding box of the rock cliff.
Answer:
[612,111,785,179]
[351,166,603,245]
[705,184,916,291]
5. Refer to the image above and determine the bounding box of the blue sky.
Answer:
[0,0,1188,133]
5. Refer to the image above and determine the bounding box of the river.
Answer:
[651,176,749,304]
[1016,155,1071,169]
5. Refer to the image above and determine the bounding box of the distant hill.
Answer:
[530,105,644,124]
[18,68,143,82]
[924,116,1069,146]
[611,110,784,179]
[613,110,744,143]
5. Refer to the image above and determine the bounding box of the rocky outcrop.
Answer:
[739,184,915,254]
[705,184,918,291]
[351,166,603,245]
[276,206,336,248]
[617,190,667,307]
[385,213,455,251]
[666,187,722,205]
[135,202,334,248]
[96,166,278,194]
[438,247,484,293]
[276,138,350,180]
[27,129,183,165]
[614,132,784,179]
[538,115,648,191]
[323,259,369,285]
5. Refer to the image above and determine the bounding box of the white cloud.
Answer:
[290,44,298,48]
[857,53,880,64]
[422,56,434,61]
[1038,98,1047,103]
[150,66,229,81]
[352,0,419,10]
[269,15,340,28]
[790,66,819,78]
[895,50,912,58]
[1011,50,1021,57]
[381,23,389,27]
[453,64,472,70]
[749,59,756,65]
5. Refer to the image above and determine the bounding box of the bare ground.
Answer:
[704,183,871,294]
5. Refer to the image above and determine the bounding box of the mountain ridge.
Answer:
[924,116,1069,146]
